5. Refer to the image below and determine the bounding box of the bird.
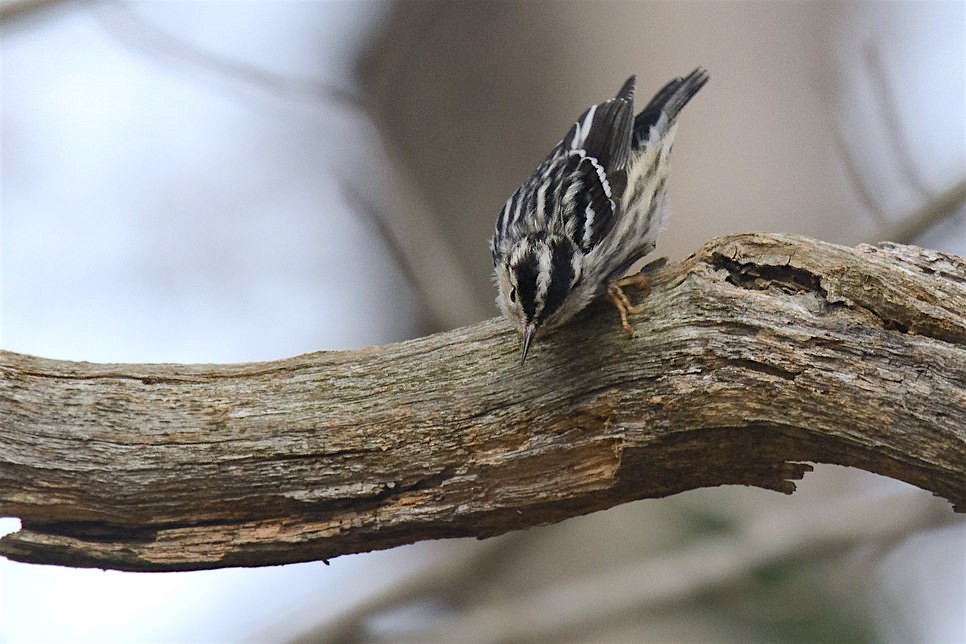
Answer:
[490,68,708,364]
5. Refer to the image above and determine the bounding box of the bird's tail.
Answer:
[632,67,709,148]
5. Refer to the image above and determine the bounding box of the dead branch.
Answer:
[1,233,964,572]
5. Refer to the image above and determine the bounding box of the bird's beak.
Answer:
[521,325,535,365]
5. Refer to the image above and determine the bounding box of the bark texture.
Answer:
[1,233,964,572]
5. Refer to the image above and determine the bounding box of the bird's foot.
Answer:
[605,258,667,335]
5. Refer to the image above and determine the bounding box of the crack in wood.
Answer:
[710,252,827,296]
[709,249,961,342]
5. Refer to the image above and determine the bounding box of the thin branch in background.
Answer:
[283,534,527,643]
[92,1,366,114]
[337,168,490,329]
[831,115,888,225]
[831,41,965,244]
[300,491,957,643]
[0,0,78,25]
[879,178,966,246]
[863,42,933,201]
[388,494,958,643]
[338,181,437,330]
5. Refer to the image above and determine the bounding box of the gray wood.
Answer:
[1,233,963,571]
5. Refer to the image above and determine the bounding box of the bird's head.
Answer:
[494,233,583,364]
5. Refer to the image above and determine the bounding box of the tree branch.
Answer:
[1,233,964,572]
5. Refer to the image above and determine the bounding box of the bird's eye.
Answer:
[509,287,517,303]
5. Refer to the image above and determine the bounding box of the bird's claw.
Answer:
[606,260,666,335]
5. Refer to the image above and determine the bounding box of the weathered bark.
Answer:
[1,233,963,572]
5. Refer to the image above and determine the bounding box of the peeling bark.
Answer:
[1,233,964,572]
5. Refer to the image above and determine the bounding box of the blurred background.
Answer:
[1,0,964,641]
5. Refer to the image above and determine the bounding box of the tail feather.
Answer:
[632,67,709,148]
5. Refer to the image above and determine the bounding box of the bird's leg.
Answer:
[605,257,668,335]
[606,282,638,334]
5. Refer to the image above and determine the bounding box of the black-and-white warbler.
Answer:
[490,68,708,364]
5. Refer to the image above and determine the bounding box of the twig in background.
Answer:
[863,42,933,201]
[399,492,958,643]
[93,2,365,113]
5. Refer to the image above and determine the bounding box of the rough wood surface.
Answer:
[1,233,964,572]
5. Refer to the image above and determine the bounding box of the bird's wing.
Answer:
[492,77,637,258]
[553,76,636,250]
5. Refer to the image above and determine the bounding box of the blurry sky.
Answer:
[1,1,964,642]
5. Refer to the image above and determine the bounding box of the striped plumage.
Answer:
[490,68,708,363]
